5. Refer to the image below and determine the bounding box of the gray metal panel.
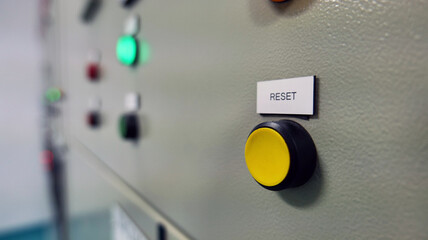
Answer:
[59,0,428,239]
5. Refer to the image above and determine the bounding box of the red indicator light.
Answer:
[86,63,100,81]
[40,150,54,171]
[87,111,101,128]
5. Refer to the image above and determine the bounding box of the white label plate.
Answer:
[124,14,140,36]
[124,92,140,111]
[111,205,149,240]
[257,76,315,115]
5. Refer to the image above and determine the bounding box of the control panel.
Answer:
[44,0,428,239]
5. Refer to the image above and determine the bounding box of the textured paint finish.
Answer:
[58,0,428,239]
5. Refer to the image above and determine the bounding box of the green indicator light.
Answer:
[45,87,62,103]
[139,40,151,65]
[116,35,138,66]
[119,116,127,138]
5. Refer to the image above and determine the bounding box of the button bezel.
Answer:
[246,120,317,190]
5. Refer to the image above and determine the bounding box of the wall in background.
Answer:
[0,0,51,233]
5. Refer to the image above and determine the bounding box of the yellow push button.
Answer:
[245,128,290,187]
[245,120,317,191]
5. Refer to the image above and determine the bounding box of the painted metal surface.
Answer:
[57,0,428,239]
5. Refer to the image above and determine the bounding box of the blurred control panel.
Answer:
[45,0,428,239]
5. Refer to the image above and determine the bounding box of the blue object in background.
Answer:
[0,224,53,240]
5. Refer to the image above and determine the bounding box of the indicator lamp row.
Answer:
[85,93,141,142]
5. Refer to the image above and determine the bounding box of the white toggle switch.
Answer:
[124,93,140,111]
